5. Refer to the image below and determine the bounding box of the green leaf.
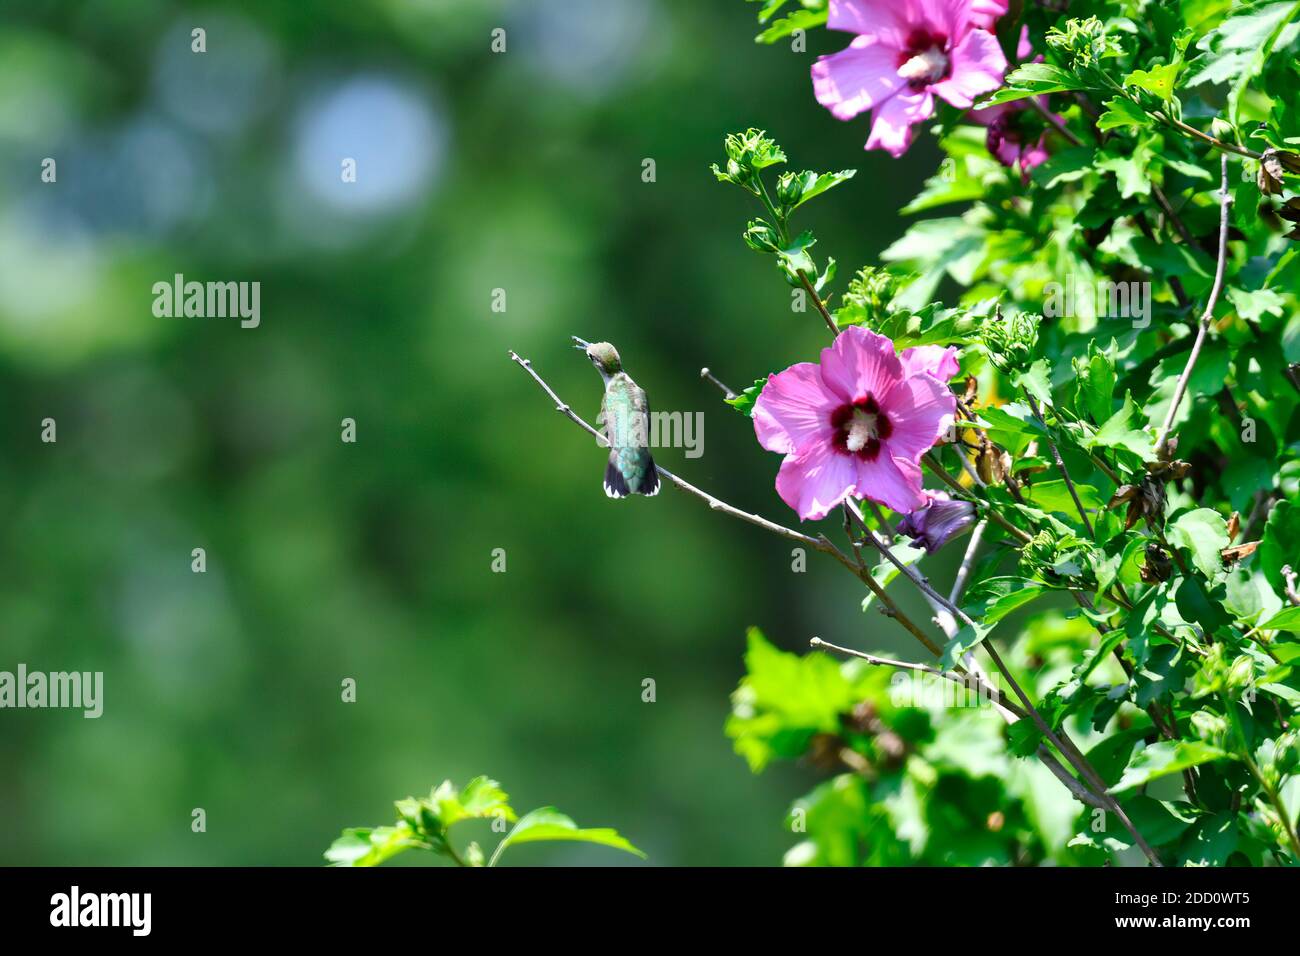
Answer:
[787,169,856,209]
[1097,139,1154,198]
[1085,392,1154,459]
[1073,340,1117,425]
[755,8,828,43]
[1031,146,1096,189]
[727,628,861,771]
[965,576,1048,625]
[1260,501,1300,597]
[975,62,1082,108]
[1179,811,1239,866]
[490,808,644,865]
[1187,0,1300,123]
[1025,480,1104,516]
[1261,606,1300,632]
[1122,796,1199,846]
[1113,741,1231,792]
[428,775,517,829]
[725,377,768,416]
[860,541,926,611]
[325,825,423,867]
[1013,358,1053,407]
[940,618,992,669]
[1124,64,1182,100]
[1168,508,1230,580]
[1097,97,1152,131]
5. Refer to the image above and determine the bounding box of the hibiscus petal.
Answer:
[812,36,907,122]
[899,344,960,382]
[914,0,976,37]
[855,453,928,514]
[775,443,859,521]
[818,325,904,405]
[968,0,1009,31]
[827,0,910,44]
[931,29,1007,110]
[1018,136,1051,179]
[879,370,956,461]
[1016,24,1033,60]
[753,362,837,456]
[865,90,933,157]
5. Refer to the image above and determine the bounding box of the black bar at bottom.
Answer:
[0,866,1288,940]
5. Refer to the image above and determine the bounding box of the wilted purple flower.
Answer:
[895,491,976,552]
[969,28,1059,180]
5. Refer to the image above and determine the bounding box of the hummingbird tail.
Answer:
[641,459,660,496]
[603,458,631,499]
[603,451,660,498]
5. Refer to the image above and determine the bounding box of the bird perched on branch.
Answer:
[573,336,660,498]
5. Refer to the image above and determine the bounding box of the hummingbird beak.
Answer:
[571,336,590,350]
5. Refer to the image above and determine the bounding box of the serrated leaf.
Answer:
[725,377,768,416]
[1097,97,1151,130]
[1085,392,1153,459]
[1113,741,1231,792]
[1013,358,1053,407]
[325,824,423,867]
[975,62,1082,108]
[789,169,856,209]
[1124,64,1182,100]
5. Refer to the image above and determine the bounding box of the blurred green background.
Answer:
[0,0,935,865]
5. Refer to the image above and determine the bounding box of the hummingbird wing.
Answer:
[601,377,659,498]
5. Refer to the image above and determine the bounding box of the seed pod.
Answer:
[1140,543,1173,583]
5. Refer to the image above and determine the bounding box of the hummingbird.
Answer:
[573,336,660,498]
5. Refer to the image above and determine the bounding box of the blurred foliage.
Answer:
[0,0,930,865]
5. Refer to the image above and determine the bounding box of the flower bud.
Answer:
[743,219,780,252]
[775,171,803,206]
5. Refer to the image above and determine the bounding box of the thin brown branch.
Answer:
[510,349,823,550]
[1028,96,1083,147]
[1155,111,1262,159]
[796,270,840,337]
[1025,393,1094,537]
[700,367,737,399]
[810,637,1026,718]
[1154,154,1233,458]
[845,499,1162,864]
[950,520,987,606]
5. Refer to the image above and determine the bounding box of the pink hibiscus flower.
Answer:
[811,0,1009,156]
[753,327,959,521]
